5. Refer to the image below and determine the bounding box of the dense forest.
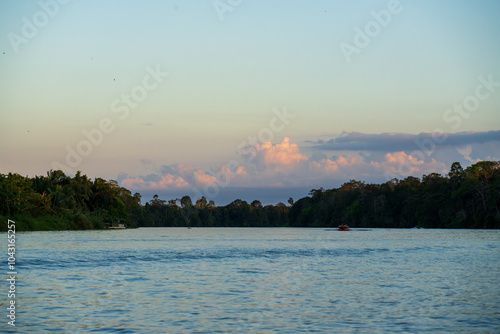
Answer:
[1,161,499,231]
[290,161,500,229]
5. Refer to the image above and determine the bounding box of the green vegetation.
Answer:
[138,196,290,228]
[289,161,500,229]
[0,170,138,231]
[1,161,499,231]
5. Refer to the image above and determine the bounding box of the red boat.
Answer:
[338,224,349,231]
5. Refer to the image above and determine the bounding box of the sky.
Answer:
[1,0,500,205]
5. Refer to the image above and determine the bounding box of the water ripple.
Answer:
[14,228,500,333]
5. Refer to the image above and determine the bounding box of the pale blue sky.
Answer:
[1,0,499,203]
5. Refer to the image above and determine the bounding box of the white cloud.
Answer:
[456,145,473,162]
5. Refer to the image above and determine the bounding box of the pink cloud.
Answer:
[194,169,217,184]
[157,174,189,188]
[262,137,308,166]
[119,138,452,197]
[246,137,308,172]
[121,177,146,188]
[385,151,423,165]
[383,151,424,174]
[311,159,338,172]
[336,155,363,166]
[221,165,247,177]
[122,174,188,190]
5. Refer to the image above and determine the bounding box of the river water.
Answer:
[5,228,500,333]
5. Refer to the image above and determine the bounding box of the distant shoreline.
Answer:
[1,160,499,231]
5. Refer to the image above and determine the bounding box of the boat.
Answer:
[338,224,350,231]
[106,218,127,229]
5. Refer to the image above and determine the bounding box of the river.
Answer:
[6,228,500,333]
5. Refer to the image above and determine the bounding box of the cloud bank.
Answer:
[310,130,500,152]
[118,130,499,204]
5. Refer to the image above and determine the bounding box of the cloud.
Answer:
[336,155,363,166]
[261,137,308,166]
[456,145,474,163]
[308,152,446,182]
[122,174,189,190]
[381,151,426,175]
[385,151,423,165]
[118,134,495,204]
[121,163,202,191]
[221,164,247,177]
[311,158,338,172]
[120,162,248,193]
[242,137,308,172]
[312,130,500,152]
[194,169,217,184]
[140,159,154,166]
[241,139,447,185]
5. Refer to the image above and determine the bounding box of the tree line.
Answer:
[0,161,499,231]
[290,161,500,229]
[0,170,138,230]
